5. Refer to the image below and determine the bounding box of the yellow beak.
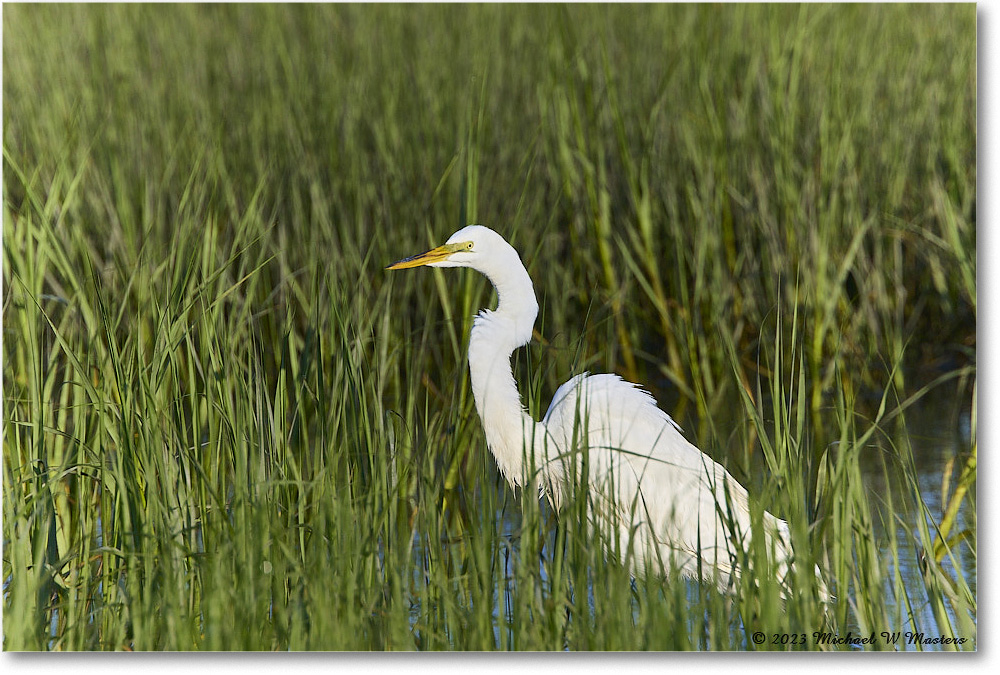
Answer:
[386,242,465,270]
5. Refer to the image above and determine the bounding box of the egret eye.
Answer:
[466,242,474,250]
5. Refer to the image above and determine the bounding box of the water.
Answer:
[859,381,976,649]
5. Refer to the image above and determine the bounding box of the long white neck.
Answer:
[465,245,544,490]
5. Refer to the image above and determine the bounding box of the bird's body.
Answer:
[389,225,796,591]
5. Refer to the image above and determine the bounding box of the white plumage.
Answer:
[389,225,802,593]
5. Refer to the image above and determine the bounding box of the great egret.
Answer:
[389,225,801,593]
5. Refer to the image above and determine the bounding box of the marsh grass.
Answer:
[3,3,975,650]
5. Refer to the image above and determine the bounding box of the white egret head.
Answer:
[386,225,509,271]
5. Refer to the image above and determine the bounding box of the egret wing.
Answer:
[542,372,787,585]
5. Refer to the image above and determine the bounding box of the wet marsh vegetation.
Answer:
[3,4,975,650]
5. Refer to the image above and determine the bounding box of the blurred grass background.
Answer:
[3,3,975,650]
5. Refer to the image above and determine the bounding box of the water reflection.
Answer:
[859,382,976,648]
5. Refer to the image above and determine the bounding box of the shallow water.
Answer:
[859,381,976,649]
